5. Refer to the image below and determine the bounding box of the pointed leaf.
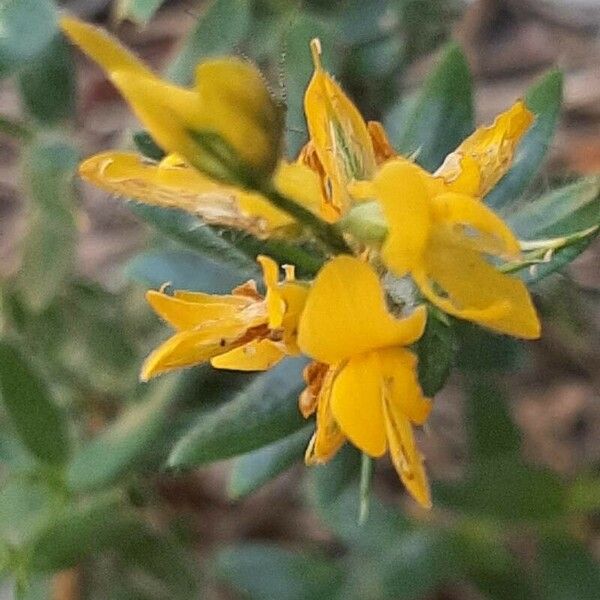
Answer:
[228,426,312,499]
[18,35,75,124]
[487,71,563,210]
[0,341,70,466]
[385,43,474,171]
[168,358,307,468]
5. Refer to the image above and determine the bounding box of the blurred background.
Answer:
[0,0,599,598]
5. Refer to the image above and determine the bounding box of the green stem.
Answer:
[358,453,373,525]
[0,115,32,141]
[259,183,351,256]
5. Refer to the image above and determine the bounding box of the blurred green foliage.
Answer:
[0,0,599,598]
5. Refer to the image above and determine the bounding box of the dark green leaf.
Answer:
[18,35,75,124]
[167,0,251,84]
[281,13,336,157]
[539,538,600,600]
[385,43,474,171]
[128,203,260,276]
[0,0,57,79]
[454,321,522,372]
[216,543,343,600]
[168,358,307,468]
[126,249,244,294]
[19,140,79,312]
[466,375,521,462]
[415,307,455,396]
[228,426,312,499]
[486,71,563,210]
[116,0,166,24]
[0,341,70,466]
[67,378,176,492]
[508,177,600,239]
[435,456,566,522]
[30,493,124,572]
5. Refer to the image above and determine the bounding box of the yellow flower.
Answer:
[351,102,541,339]
[302,39,396,221]
[78,151,323,238]
[60,16,283,183]
[297,256,432,508]
[141,256,308,381]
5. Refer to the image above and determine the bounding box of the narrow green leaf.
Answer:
[508,177,600,239]
[0,0,57,79]
[228,426,312,499]
[67,378,176,492]
[29,493,123,572]
[435,456,566,523]
[539,538,600,600]
[216,543,343,600]
[0,341,70,466]
[167,0,251,84]
[116,0,166,24]
[486,70,563,210]
[465,375,521,462]
[385,43,474,171]
[168,358,307,468]
[18,35,75,124]
[19,140,79,313]
[126,249,244,294]
[132,130,165,161]
[128,203,260,276]
[415,307,455,396]
[281,13,336,157]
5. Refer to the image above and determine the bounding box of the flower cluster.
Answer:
[62,18,541,508]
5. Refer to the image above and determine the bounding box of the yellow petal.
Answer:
[60,16,154,78]
[304,39,376,216]
[210,338,285,371]
[146,290,246,330]
[377,347,431,426]
[431,192,521,259]
[274,161,324,220]
[435,100,534,197]
[383,392,431,509]
[330,353,387,457]
[298,256,427,365]
[417,236,541,338]
[257,255,285,328]
[140,321,249,381]
[193,59,283,176]
[173,290,251,307]
[371,159,433,277]
[305,365,346,465]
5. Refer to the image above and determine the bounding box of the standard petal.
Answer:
[372,159,433,277]
[304,39,376,215]
[60,16,154,78]
[146,290,246,331]
[297,256,427,364]
[435,100,534,197]
[417,237,541,338]
[305,365,346,464]
[210,339,285,371]
[140,321,249,381]
[383,394,432,509]
[330,353,387,457]
[431,192,521,259]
